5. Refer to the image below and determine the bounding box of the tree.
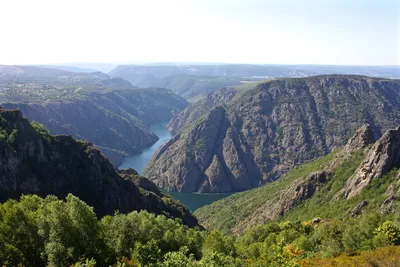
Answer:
[0,196,44,266]
[162,247,198,267]
[373,220,400,247]
[203,230,236,256]
[132,240,162,266]
[38,194,101,266]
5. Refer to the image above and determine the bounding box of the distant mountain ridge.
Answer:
[108,64,400,101]
[145,75,400,193]
[109,64,400,85]
[0,64,132,89]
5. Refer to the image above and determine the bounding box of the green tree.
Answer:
[132,240,162,266]
[313,221,345,257]
[203,230,236,256]
[38,194,101,266]
[162,247,198,267]
[373,220,400,247]
[0,196,44,266]
[199,252,242,267]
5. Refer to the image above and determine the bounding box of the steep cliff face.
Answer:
[0,108,199,227]
[146,75,400,193]
[194,125,387,234]
[343,127,400,199]
[167,86,244,133]
[1,88,188,166]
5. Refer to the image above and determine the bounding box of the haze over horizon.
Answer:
[0,0,399,66]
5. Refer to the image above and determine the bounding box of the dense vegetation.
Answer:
[1,194,400,266]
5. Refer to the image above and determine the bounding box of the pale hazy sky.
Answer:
[0,0,398,66]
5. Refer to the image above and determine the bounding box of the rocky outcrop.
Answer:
[343,126,400,199]
[328,124,376,170]
[0,108,199,227]
[147,75,400,193]
[380,181,400,214]
[233,171,327,233]
[343,124,376,154]
[350,200,369,217]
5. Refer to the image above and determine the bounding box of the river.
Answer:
[119,121,172,174]
[119,121,231,211]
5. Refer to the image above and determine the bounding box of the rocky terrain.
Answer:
[343,126,400,198]
[0,108,198,227]
[167,86,245,133]
[145,75,400,193]
[0,66,188,165]
[195,124,400,234]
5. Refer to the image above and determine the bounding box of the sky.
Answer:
[0,0,398,66]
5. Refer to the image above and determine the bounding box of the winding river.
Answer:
[119,122,172,174]
[119,121,231,211]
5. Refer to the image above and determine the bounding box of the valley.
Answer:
[1,65,400,266]
[2,1,400,265]
[119,121,233,211]
[0,65,188,166]
[119,121,173,174]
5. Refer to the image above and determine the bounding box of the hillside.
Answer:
[145,75,400,193]
[194,124,400,234]
[0,108,198,227]
[167,81,265,133]
[0,66,188,165]
[3,120,400,266]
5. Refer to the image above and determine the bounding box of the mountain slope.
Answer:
[167,81,265,133]
[0,66,188,165]
[0,108,199,227]
[194,124,400,234]
[145,75,400,193]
